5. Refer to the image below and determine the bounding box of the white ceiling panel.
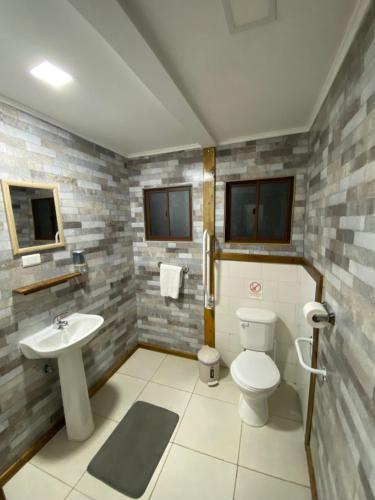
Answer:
[0,0,368,156]
[122,0,365,144]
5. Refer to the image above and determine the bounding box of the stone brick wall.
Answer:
[304,5,375,499]
[0,101,137,475]
[216,135,310,256]
[127,150,204,353]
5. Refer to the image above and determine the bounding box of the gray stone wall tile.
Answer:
[305,4,375,499]
[215,135,309,256]
[127,150,204,353]
[0,101,136,475]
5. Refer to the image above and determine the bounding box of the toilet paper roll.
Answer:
[303,302,329,329]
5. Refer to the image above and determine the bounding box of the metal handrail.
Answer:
[295,337,327,380]
[203,230,214,309]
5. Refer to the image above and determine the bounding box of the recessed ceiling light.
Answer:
[30,61,73,88]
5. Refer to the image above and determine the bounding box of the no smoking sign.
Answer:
[248,280,263,299]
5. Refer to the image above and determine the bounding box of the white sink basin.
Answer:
[19,313,104,359]
[19,312,104,442]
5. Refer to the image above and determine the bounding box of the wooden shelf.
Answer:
[13,272,81,295]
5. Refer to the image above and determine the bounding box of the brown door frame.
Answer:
[203,147,216,347]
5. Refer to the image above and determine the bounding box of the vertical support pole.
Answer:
[203,147,216,347]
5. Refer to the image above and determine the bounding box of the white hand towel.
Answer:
[160,264,183,299]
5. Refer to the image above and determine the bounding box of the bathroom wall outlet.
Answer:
[22,253,41,268]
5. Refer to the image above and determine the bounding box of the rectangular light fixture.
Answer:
[30,61,72,88]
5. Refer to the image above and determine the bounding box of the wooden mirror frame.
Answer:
[1,179,65,255]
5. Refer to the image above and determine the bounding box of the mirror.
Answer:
[1,180,65,255]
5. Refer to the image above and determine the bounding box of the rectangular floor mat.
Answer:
[88,401,179,498]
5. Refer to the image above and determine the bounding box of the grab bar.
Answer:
[203,229,214,309]
[295,337,327,380]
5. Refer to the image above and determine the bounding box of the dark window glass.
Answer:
[229,183,257,240]
[144,186,192,241]
[258,181,291,240]
[148,191,169,238]
[225,177,293,243]
[169,189,190,238]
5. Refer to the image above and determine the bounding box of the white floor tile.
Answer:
[4,463,71,500]
[239,416,309,486]
[7,350,311,500]
[31,415,117,486]
[75,444,172,500]
[150,445,236,500]
[194,367,240,404]
[151,355,199,392]
[117,348,166,380]
[91,373,146,422]
[234,467,311,500]
[175,394,241,463]
[66,490,92,500]
[269,382,302,422]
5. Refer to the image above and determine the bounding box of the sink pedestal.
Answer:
[58,349,95,441]
[19,312,104,441]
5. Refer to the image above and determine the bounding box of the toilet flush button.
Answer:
[22,253,41,267]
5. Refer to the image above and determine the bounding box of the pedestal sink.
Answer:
[19,313,104,441]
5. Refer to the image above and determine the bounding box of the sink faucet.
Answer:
[53,313,69,330]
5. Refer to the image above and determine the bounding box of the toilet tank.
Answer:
[236,308,277,351]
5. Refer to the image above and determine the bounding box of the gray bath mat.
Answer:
[87,401,178,498]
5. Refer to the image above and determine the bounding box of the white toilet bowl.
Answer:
[231,350,280,426]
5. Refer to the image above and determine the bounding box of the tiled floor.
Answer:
[4,348,310,500]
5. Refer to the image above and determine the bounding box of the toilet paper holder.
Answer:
[312,301,335,325]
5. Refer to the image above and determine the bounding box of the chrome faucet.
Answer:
[53,313,69,330]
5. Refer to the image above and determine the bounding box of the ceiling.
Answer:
[0,0,369,157]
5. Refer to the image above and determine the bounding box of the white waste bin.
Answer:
[198,345,220,386]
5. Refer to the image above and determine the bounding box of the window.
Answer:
[144,186,192,241]
[225,177,294,243]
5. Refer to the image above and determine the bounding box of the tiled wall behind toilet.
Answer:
[215,261,316,385]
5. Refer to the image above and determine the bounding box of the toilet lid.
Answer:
[231,351,280,391]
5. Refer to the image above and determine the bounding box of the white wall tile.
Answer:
[277,282,302,303]
[215,331,229,353]
[229,261,262,279]
[262,264,300,283]
[228,333,242,353]
[220,349,238,368]
[215,263,316,384]
[258,280,279,301]
[277,342,298,366]
[215,313,238,335]
[281,363,298,384]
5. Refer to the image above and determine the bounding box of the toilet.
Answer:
[230,308,280,427]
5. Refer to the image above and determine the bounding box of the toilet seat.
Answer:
[231,351,280,392]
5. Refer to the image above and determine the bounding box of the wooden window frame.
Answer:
[225,176,294,244]
[144,185,193,241]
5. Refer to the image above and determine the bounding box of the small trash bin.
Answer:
[198,345,220,386]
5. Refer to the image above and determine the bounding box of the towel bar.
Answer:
[158,262,189,274]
